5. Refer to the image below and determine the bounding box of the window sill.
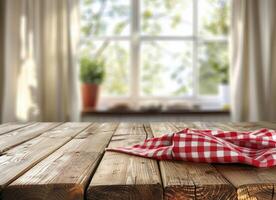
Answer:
[81,108,230,116]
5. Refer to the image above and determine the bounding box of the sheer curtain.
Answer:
[231,0,276,121]
[0,0,5,122]
[1,0,81,122]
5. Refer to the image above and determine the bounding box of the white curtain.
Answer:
[1,0,81,122]
[231,0,276,121]
[0,0,5,123]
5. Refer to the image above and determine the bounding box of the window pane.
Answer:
[141,41,193,96]
[81,41,130,97]
[80,0,130,36]
[198,0,230,37]
[198,42,228,95]
[141,0,193,36]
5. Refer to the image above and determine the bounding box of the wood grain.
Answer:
[0,123,60,153]
[0,122,90,194]
[1,122,276,200]
[149,122,237,200]
[195,122,276,200]
[2,123,118,200]
[87,123,163,200]
[0,123,33,136]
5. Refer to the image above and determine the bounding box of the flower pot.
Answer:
[81,83,100,109]
[219,83,230,108]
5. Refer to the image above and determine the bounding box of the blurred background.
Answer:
[80,0,230,111]
[0,0,275,122]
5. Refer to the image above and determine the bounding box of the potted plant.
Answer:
[80,57,105,109]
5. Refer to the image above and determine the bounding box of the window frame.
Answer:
[87,0,229,108]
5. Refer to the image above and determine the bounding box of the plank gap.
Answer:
[2,123,118,200]
[87,122,163,200]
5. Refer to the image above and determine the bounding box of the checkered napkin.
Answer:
[106,128,276,167]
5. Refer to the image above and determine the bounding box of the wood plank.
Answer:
[0,123,33,136]
[256,121,276,129]
[172,122,197,130]
[0,123,60,153]
[149,122,179,137]
[149,122,237,200]
[2,123,118,200]
[0,122,91,194]
[87,123,163,200]
[195,122,276,200]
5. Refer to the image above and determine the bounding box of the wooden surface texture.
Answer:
[0,122,275,200]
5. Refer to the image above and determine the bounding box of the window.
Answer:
[80,0,230,106]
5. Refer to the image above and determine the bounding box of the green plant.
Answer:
[207,43,229,84]
[80,57,105,84]
[199,0,230,93]
[212,60,229,84]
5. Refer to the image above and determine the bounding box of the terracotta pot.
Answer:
[81,83,99,109]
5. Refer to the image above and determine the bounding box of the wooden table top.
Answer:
[0,122,276,200]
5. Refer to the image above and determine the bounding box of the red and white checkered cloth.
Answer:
[106,128,276,167]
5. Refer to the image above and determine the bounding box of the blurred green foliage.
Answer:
[80,57,105,84]
[80,0,230,96]
[101,42,129,96]
[199,0,230,95]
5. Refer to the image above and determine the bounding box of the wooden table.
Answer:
[0,122,276,200]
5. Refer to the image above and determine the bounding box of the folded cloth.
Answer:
[106,128,276,167]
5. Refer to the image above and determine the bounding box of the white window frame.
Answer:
[89,0,229,108]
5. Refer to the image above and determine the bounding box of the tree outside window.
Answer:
[80,0,230,101]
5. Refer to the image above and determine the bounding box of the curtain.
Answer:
[231,0,276,121]
[0,0,5,123]
[1,0,81,122]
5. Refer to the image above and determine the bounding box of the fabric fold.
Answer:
[107,128,276,168]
